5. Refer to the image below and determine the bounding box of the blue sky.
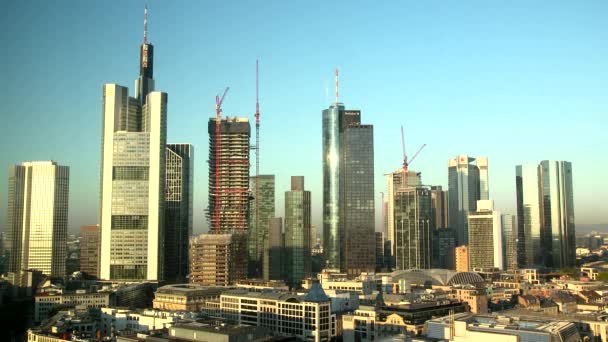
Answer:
[1,1,607,234]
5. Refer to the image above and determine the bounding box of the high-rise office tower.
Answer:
[207,117,250,233]
[386,169,422,262]
[284,176,311,288]
[501,214,517,271]
[248,175,275,278]
[432,228,456,269]
[80,225,100,278]
[430,186,448,230]
[99,10,167,281]
[322,94,375,276]
[455,245,469,272]
[393,187,432,270]
[6,161,69,277]
[264,217,283,281]
[164,144,193,282]
[467,200,502,270]
[448,155,489,245]
[189,233,246,286]
[375,232,384,271]
[516,161,575,268]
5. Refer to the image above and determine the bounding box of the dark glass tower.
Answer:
[322,103,375,276]
[248,175,275,278]
[164,144,193,282]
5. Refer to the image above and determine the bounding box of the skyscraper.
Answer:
[467,200,502,270]
[6,161,69,277]
[393,187,432,270]
[264,217,283,281]
[164,144,193,282]
[322,89,375,275]
[455,245,469,272]
[207,117,250,233]
[386,169,422,262]
[99,10,167,281]
[80,225,100,278]
[248,175,275,278]
[516,161,575,268]
[284,176,311,288]
[343,123,375,275]
[448,155,489,245]
[430,185,448,230]
[501,214,517,271]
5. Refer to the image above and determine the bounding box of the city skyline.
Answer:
[2,1,608,236]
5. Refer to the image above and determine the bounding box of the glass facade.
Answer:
[285,177,311,288]
[164,144,193,282]
[447,155,487,246]
[6,162,69,277]
[343,124,375,275]
[322,103,343,270]
[516,164,543,266]
[248,175,276,278]
[394,187,432,270]
[501,214,517,271]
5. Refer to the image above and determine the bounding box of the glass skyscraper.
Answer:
[164,144,193,282]
[394,187,432,270]
[448,155,489,246]
[322,102,375,275]
[285,176,311,288]
[6,161,69,277]
[248,175,275,278]
[501,214,517,271]
[386,169,421,265]
[99,18,167,281]
[516,161,575,268]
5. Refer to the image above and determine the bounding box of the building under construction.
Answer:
[189,233,246,286]
[207,117,251,233]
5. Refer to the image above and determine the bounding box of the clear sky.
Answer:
[1,1,607,235]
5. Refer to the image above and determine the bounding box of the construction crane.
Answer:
[214,87,229,234]
[401,125,426,189]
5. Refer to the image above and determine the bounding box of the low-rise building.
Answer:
[153,284,226,311]
[34,290,110,322]
[100,307,196,337]
[27,308,99,342]
[219,283,335,342]
[236,279,289,292]
[426,313,580,341]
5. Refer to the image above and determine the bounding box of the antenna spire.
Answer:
[143,5,148,44]
[335,68,339,104]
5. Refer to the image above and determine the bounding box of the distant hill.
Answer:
[576,224,608,234]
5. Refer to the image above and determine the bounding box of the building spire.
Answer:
[143,5,148,44]
[335,68,339,104]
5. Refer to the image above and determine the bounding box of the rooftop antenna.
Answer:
[143,5,148,44]
[335,68,339,104]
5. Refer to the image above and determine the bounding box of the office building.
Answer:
[467,200,503,270]
[375,232,384,271]
[35,290,110,322]
[207,117,250,233]
[264,217,283,281]
[189,233,246,286]
[393,187,432,270]
[248,175,275,278]
[427,313,580,342]
[386,169,422,260]
[455,245,469,272]
[99,12,167,281]
[502,214,518,271]
[430,185,448,229]
[433,228,456,269]
[164,143,193,282]
[79,225,100,278]
[153,284,225,311]
[220,283,334,342]
[322,97,376,276]
[516,161,575,268]
[284,176,311,288]
[6,161,69,277]
[448,155,489,245]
